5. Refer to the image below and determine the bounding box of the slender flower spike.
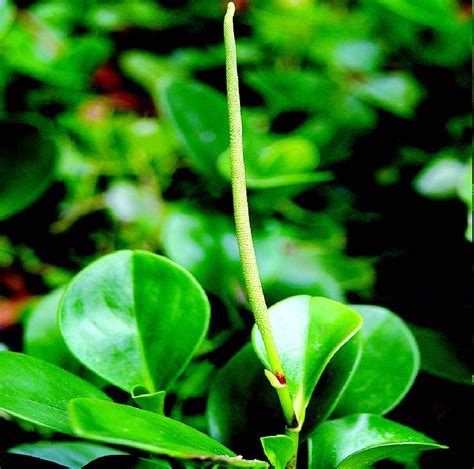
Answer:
[224,1,297,431]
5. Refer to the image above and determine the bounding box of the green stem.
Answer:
[224,2,297,430]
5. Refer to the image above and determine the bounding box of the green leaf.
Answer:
[218,136,333,190]
[244,69,333,113]
[85,456,172,468]
[162,207,241,300]
[159,79,229,179]
[352,73,423,118]
[60,250,210,393]
[308,413,446,468]
[410,324,471,385]
[260,436,295,469]
[302,333,362,438]
[333,305,420,416]
[132,386,166,414]
[8,441,127,468]
[252,296,363,423]
[0,118,57,221]
[330,40,383,73]
[0,352,109,434]
[23,288,79,372]
[414,157,467,200]
[0,0,14,41]
[375,0,459,30]
[207,343,283,456]
[70,398,265,467]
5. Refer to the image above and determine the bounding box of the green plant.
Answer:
[0,3,449,468]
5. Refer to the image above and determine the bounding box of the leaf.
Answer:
[23,288,79,372]
[8,441,127,468]
[0,118,57,221]
[59,250,210,393]
[410,324,471,385]
[85,456,172,468]
[158,79,229,178]
[352,73,423,118]
[414,157,467,200]
[244,69,333,113]
[0,352,109,434]
[260,436,295,469]
[0,0,14,41]
[375,0,459,30]
[252,296,363,423]
[308,413,446,468]
[162,207,241,300]
[207,343,283,456]
[132,386,166,414]
[302,333,362,438]
[217,136,333,190]
[69,398,266,467]
[332,305,420,416]
[330,40,383,73]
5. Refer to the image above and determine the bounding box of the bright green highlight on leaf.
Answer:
[252,296,363,424]
[8,441,127,469]
[308,413,447,468]
[59,250,210,393]
[69,398,266,467]
[0,352,109,435]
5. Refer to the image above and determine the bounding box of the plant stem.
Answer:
[224,2,297,430]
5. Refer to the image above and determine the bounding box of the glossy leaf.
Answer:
[260,436,295,469]
[207,343,283,456]
[252,296,363,422]
[70,398,266,467]
[302,333,361,438]
[8,441,127,468]
[23,288,79,372]
[59,250,210,393]
[0,119,56,221]
[410,324,471,385]
[333,305,419,416]
[132,386,166,414]
[0,352,109,434]
[308,413,446,468]
[159,79,229,178]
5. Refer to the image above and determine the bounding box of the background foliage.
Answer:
[0,0,471,467]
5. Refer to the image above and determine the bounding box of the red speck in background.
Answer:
[93,64,123,91]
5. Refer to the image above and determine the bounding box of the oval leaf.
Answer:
[252,296,363,423]
[8,441,127,468]
[70,398,266,467]
[308,413,446,468]
[60,250,210,392]
[333,305,419,416]
[0,352,109,435]
[0,119,56,221]
[159,79,229,178]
